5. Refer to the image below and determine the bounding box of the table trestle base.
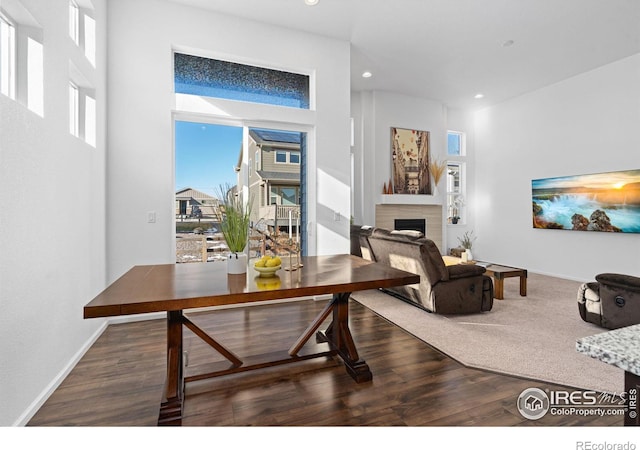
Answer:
[158,291,372,425]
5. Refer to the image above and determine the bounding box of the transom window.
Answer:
[174,52,310,109]
[447,131,465,156]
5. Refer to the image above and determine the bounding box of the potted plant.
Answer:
[457,230,476,261]
[451,194,465,224]
[217,184,253,274]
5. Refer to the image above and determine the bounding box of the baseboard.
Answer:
[527,268,589,283]
[13,320,108,426]
[15,295,322,425]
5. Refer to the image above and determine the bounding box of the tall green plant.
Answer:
[217,184,253,253]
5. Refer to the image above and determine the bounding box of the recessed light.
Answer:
[362,71,373,78]
[304,0,319,5]
[474,93,484,99]
[502,39,515,47]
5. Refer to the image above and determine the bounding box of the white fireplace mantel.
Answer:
[379,194,442,206]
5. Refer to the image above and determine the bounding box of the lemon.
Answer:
[254,259,266,267]
[265,256,282,267]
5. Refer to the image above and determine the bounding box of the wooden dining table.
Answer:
[84,254,420,426]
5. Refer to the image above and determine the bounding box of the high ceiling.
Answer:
[167,0,640,110]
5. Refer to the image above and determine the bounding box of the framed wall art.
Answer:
[391,127,431,194]
[532,169,640,233]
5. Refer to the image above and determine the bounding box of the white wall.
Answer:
[474,53,640,281]
[107,0,351,282]
[351,90,447,237]
[0,0,107,426]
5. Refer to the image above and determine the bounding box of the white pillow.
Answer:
[390,229,424,238]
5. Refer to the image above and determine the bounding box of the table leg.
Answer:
[317,292,372,383]
[158,310,184,426]
[519,275,527,297]
[493,277,505,300]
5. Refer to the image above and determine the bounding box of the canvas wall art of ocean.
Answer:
[532,169,640,233]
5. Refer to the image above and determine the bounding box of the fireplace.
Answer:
[376,204,442,250]
[394,218,426,235]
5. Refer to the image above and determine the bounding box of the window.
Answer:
[255,150,260,171]
[270,186,299,206]
[84,94,96,147]
[274,150,299,164]
[69,82,79,136]
[174,52,310,109]
[69,1,79,45]
[2,5,44,115]
[447,131,465,156]
[446,162,464,223]
[84,13,96,66]
[275,151,287,163]
[27,37,43,116]
[446,130,466,224]
[0,12,16,99]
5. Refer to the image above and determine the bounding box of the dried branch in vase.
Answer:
[429,158,447,185]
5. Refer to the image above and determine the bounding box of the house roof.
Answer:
[175,187,218,202]
[257,171,300,182]
[250,129,301,148]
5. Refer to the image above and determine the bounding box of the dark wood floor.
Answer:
[28,297,622,427]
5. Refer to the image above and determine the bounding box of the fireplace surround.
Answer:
[375,204,443,251]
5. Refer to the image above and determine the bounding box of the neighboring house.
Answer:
[240,129,302,232]
[175,187,222,220]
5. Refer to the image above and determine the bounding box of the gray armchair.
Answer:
[578,273,640,329]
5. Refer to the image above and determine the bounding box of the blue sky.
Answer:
[175,121,242,197]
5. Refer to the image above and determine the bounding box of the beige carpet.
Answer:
[351,273,624,394]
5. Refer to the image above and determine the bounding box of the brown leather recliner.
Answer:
[578,273,640,329]
[363,227,493,314]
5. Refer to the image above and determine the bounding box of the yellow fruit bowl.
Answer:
[254,265,282,277]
